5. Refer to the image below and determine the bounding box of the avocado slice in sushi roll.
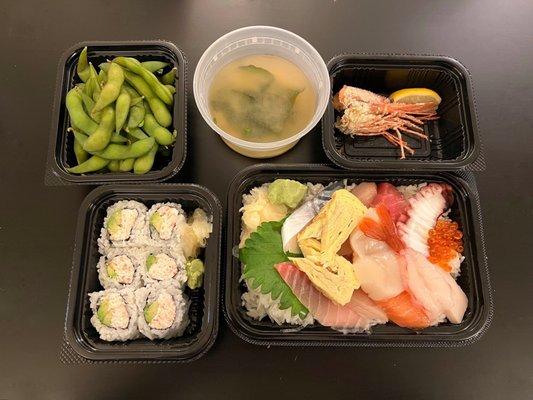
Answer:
[106,208,139,241]
[143,292,176,330]
[148,204,185,240]
[145,253,178,281]
[96,293,130,329]
[136,286,189,339]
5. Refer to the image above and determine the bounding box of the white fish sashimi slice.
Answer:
[403,249,468,324]
[350,182,377,207]
[281,181,345,253]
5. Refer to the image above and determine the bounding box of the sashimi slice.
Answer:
[350,182,377,207]
[350,228,405,301]
[397,183,453,256]
[359,204,405,253]
[376,291,430,329]
[371,183,407,222]
[275,262,387,331]
[402,249,468,324]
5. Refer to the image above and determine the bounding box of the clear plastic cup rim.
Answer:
[193,25,331,151]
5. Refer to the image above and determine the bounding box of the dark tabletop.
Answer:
[2,0,532,399]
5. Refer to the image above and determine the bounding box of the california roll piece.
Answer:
[89,289,139,341]
[141,250,187,287]
[135,285,190,339]
[148,203,187,242]
[97,249,142,290]
[98,200,148,252]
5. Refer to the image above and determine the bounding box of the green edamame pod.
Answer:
[114,57,173,105]
[75,87,102,123]
[68,127,89,164]
[99,62,110,72]
[110,132,128,143]
[71,129,88,145]
[77,47,90,82]
[98,69,107,85]
[66,155,109,174]
[141,61,169,73]
[127,127,148,141]
[161,67,177,85]
[130,96,143,106]
[122,82,140,97]
[83,106,115,152]
[123,70,171,127]
[119,158,135,172]
[133,143,158,174]
[93,63,124,113]
[66,89,98,135]
[88,64,101,101]
[73,139,89,164]
[94,137,155,160]
[108,160,120,172]
[126,102,145,129]
[115,88,131,133]
[165,84,176,95]
[143,113,176,146]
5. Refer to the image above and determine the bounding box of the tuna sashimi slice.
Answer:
[402,249,468,324]
[397,183,453,256]
[371,183,407,222]
[275,262,387,331]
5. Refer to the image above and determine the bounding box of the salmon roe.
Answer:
[428,220,463,272]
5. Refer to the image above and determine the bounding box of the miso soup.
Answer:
[208,55,316,143]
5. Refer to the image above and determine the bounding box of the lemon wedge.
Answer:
[389,88,441,105]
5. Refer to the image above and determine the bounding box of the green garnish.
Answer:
[239,220,308,318]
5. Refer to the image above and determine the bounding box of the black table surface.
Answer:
[2,0,532,398]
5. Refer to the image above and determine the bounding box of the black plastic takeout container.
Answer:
[224,164,492,347]
[65,184,221,362]
[45,41,187,185]
[322,55,482,170]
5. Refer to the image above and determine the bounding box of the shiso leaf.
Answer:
[239,220,309,318]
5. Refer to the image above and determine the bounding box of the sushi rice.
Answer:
[135,284,190,340]
[89,201,212,342]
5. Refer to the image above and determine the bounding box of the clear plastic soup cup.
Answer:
[193,26,331,158]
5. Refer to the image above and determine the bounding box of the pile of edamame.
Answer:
[65,47,178,174]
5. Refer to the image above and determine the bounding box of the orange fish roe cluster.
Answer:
[428,220,463,272]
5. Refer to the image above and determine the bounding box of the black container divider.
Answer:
[322,54,484,170]
[46,41,187,185]
[63,184,221,362]
[224,164,492,347]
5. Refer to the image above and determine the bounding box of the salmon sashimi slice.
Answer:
[376,291,430,329]
[402,248,468,324]
[275,262,388,331]
[359,204,405,253]
[371,183,407,223]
